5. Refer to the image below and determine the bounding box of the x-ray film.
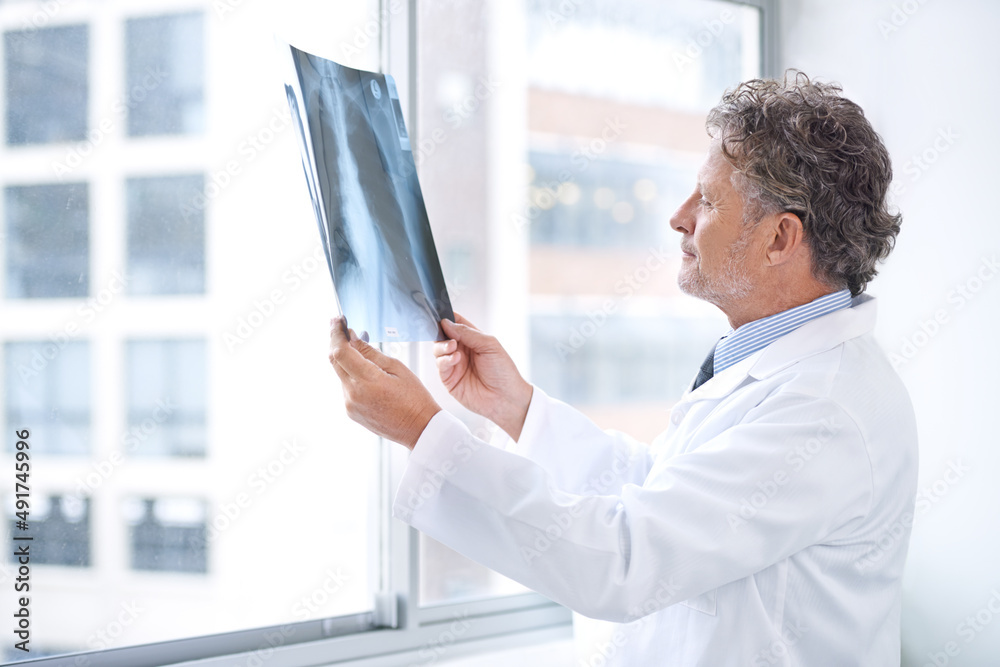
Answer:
[280,42,453,343]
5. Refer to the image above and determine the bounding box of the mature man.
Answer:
[328,72,918,665]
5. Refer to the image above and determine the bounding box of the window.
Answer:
[528,152,691,248]
[6,495,90,567]
[125,339,206,457]
[125,13,205,137]
[4,25,88,145]
[4,183,89,298]
[4,341,89,456]
[126,175,205,296]
[0,1,772,664]
[531,314,725,406]
[126,497,207,573]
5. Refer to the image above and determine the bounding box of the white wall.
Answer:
[780,1,1000,665]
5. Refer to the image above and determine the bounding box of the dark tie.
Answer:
[692,342,717,390]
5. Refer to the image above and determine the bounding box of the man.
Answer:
[328,71,918,665]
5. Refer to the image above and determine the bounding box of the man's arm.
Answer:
[393,393,872,623]
[401,314,653,492]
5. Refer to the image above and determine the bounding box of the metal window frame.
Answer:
[733,0,780,78]
[11,1,777,664]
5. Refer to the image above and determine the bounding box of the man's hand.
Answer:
[433,313,532,441]
[328,316,441,450]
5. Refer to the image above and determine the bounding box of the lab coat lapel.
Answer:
[683,294,878,401]
[749,293,877,380]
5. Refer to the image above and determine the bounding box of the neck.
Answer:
[721,280,841,330]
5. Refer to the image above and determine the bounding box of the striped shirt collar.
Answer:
[713,289,854,374]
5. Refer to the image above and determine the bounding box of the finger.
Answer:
[452,312,477,329]
[432,338,458,357]
[350,337,398,375]
[442,317,495,352]
[435,350,462,371]
[330,353,354,385]
[330,316,350,344]
[329,333,384,381]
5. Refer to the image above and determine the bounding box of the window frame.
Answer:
[12,0,775,664]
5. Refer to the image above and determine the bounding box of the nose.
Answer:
[669,189,698,235]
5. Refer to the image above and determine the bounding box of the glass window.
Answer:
[4,341,89,456]
[414,0,760,603]
[528,151,692,248]
[0,0,384,656]
[531,313,724,405]
[125,497,207,573]
[126,175,205,296]
[125,339,206,457]
[4,183,89,298]
[0,0,767,662]
[6,495,90,567]
[125,13,205,137]
[4,25,88,145]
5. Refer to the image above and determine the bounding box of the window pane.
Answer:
[4,183,89,298]
[4,25,88,145]
[125,13,204,137]
[126,175,205,296]
[126,498,207,573]
[0,1,383,657]
[6,495,91,567]
[126,340,206,457]
[5,341,90,456]
[415,0,760,605]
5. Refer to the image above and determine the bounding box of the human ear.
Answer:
[764,212,805,266]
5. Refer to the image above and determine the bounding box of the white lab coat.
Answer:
[393,294,918,666]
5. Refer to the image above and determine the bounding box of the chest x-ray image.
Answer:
[280,42,453,343]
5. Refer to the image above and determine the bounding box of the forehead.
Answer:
[697,143,735,194]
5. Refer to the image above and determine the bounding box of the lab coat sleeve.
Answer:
[392,391,873,623]
[495,385,654,495]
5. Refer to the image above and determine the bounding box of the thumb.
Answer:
[349,333,396,373]
[442,317,497,352]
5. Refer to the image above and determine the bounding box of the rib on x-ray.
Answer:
[281,42,453,343]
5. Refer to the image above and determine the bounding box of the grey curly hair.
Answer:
[706,70,901,296]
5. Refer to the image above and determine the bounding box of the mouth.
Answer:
[681,247,696,258]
